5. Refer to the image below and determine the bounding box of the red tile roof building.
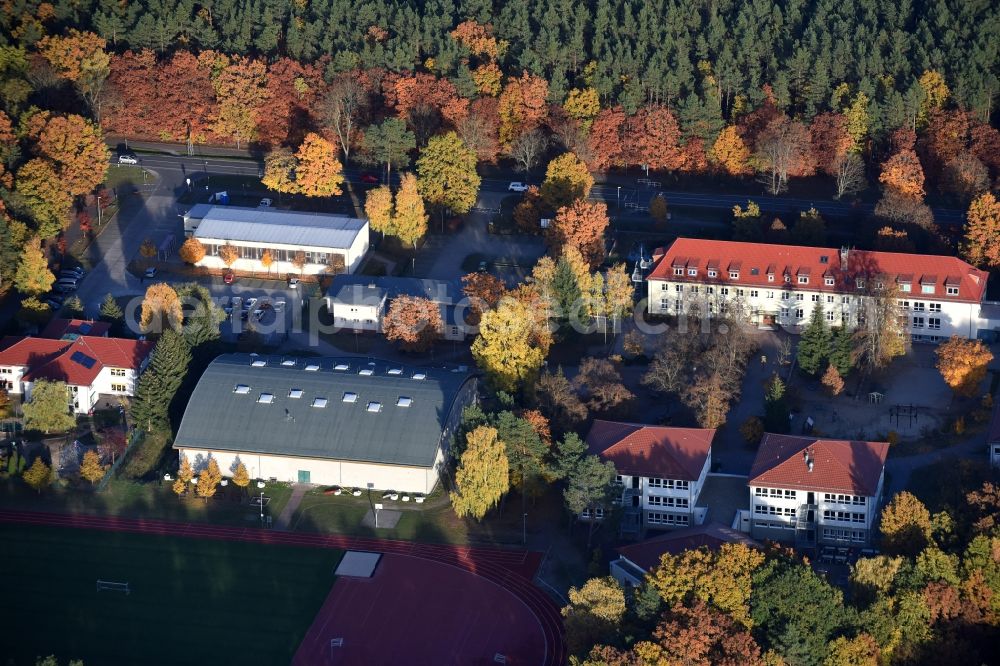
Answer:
[40,318,111,340]
[611,522,762,586]
[748,433,889,547]
[586,420,715,531]
[646,238,992,341]
[0,335,153,413]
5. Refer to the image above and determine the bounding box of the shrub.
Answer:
[740,416,764,445]
[120,430,170,479]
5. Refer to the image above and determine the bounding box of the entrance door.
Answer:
[297,470,311,483]
[807,491,815,505]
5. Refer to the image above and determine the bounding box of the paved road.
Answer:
[113,143,967,225]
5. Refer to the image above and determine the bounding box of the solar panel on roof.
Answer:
[70,351,96,369]
[79,323,92,334]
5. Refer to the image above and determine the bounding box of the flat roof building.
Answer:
[190,206,369,275]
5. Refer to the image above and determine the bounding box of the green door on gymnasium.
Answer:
[297,470,311,483]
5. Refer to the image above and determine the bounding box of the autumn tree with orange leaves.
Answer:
[754,115,815,194]
[547,200,608,268]
[38,30,110,120]
[498,72,548,147]
[961,193,1000,269]
[36,114,110,196]
[876,128,932,228]
[624,106,685,171]
[140,283,183,333]
[587,107,626,171]
[383,295,442,352]
[712,126,752,176]
[15,159,74,239]
[540,152,593,210]
[179,238,205,264]
[809,112,853,176]
[936,336,993,397]
[462,272,507,323]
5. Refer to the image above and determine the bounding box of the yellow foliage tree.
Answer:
[472,296,549,392]
[917,70,949,125]
[140,282,183,333]
[260,249,273,275]
[261,148,298,196]
[37,114,110,196]
[649,195,668,224]
[14,236,55,296]
[37,30,110,118]
[960,193,1000,269]
[562,577,626,657]
[935,336,993,397]
[232,461,251,493]
[563,88,601,127]
[178,237,205,264]
[294,132,344,197]
[80,449,106,484]
[15,158,74,239]
[450,425,509,520]
[173,454,193,496]
[879,491,932,555]
[472,63,503,96]
[540,152,594,210]
[392,173,428,248]
[713,126,752,176]
[195,458,222,501]
[218,244,239,268]
[22,457,51,493]
[364,185,395,236]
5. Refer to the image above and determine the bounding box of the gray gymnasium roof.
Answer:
[174,354,473,467]
[193,206,367,249]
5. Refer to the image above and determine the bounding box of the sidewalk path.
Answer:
[274,483,309,530]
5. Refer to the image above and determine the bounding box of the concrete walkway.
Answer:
[274,483,310,530]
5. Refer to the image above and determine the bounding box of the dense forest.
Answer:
[3,0,998,126]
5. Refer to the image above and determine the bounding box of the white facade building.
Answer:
[0,332,153,414]
[646,238,992,342]
[173,355,477,494]
[988,402,1000,469]
[191,206,369,276]
[585,420,715,532]
[748,434,889,547]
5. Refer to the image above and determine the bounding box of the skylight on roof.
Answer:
[304,364,320,371]
[388,368,403,375]
[396,396,412,407]
[366,401,382,413]
[251,359,267,367]
[288,388,303,399]
[342,392,358,403]
[334,363,349,371]
[412,372,426,380]
[234,384,251,394]
[312,397,328,408]
[359,368,374,376]
[257,393,274,404]
[281,359,296,367]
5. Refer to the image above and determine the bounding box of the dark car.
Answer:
[223,271,235,285]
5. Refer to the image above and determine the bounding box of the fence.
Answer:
[96,429,143,492]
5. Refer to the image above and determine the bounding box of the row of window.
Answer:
[912,317,942,330]
[899,301,942,312]
[206,244,333,264]
[823,510,866,523]
[823,528,866,543]
[648,496,689,508]
[662,283,854,306]
[647,512,690,526]
[756,520,796,531]
[823,493,866,506]
[110,368,127,377]
[664,271,958,296]
[647,478,689,490]
[110,383,127,392]
[754,488,796,500]
[754,505,796,517]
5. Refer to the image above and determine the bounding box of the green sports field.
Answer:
[0,525,341,666]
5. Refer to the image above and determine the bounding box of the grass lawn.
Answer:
[0,524,340,666]
[0,477,294,528]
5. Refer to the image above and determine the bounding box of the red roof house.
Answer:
[749,433,889,496]
[586,420,715,481]
[40,318,111,340]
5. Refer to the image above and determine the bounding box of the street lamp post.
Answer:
[523,512,527,545]
[366,482,377,527]
[617,186,621,210]
[260,491,264,528]
[96,196,102,226]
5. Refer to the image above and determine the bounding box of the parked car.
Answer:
[242,297,258,312]
[143,267,157,279]
[508,182,529,192]
[53,282,77,294]
[223,271,235,285]
[118,153,138,165]
[359,173,379,184]
[273,299,286,313]
[60,266,85,278]
[59,270,84,281]
[288,277,299,289]
[258,198,273,208]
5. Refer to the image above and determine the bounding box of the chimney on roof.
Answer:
[807,458,814,473]
[840,246,850,265]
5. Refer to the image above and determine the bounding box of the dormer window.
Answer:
[708,269,717,278]
[688,268,697,276]
[767,274,775,282]
[729,271,739,279]
[824,277,834,286]
[797,276,809,284]
[921,284,935,294]
[673,267,684,276]
[784,274,791,283]
[947,285,959,296]
[856,278,865,289]
[899,283,911,292]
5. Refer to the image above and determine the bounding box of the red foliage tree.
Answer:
[587,106,626,171]
[810,112,853,176]
[547,200,609,267]
[256,58,324,149]
[624,106,684,171]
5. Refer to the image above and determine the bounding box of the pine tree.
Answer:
[796,302,832,375]
[829,325,854,377]
[551,254,583,327]
[763,374,790,433]
[130,330,191,431]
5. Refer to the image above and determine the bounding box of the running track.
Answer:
[0,510,566,666]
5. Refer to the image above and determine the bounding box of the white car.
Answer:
[288,277,299,289]
[273,299,286,313]
[508,182,529,192]
[118,154,138,165]
[258,198,272,208]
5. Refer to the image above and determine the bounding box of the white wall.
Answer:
[176,447,440,494]
[647,278,984,340]
[194,224,369,276]
[329,301,383,331]
[0,365,25,395]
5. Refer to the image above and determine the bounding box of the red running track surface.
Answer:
[0,510,566,666]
